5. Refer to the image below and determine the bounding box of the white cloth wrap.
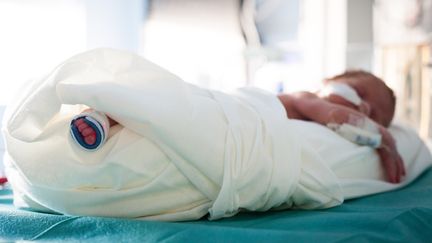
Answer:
[2,49,344,220]
[3,49,431,221]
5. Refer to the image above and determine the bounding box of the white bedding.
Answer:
[292,120,432,199]
[3,49,432,221]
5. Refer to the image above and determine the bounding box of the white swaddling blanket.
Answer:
[3,49,432,221]
[3,49,342,220]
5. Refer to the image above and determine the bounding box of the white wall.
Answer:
[0,106,5,177]
[142,0,246,91]
[85,0,146,52]
[249,0,374,93]
[374,0,432,45]
[0,0,86,105]
[322,0,347,77]
[255,0,300,46]
[0,0,147,106]
[346,0,374,71]
[321,0,374,76]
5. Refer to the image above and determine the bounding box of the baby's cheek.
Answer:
[358,102,371,116]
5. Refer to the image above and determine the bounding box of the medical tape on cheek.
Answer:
[321,82,362,106]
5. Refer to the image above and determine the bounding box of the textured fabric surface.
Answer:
[3,49,432,222]
[2,49,343,220]
[1,167,432,242]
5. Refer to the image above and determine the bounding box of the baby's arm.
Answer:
[278,92,405,183]
[278,91,358,125]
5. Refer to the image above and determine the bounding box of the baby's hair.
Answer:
[326,70,396,109]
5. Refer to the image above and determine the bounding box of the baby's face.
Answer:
[324,76,395,127]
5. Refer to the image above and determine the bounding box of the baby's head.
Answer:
[322,70,396,127]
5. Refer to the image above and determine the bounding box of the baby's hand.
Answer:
[377,127,406,183]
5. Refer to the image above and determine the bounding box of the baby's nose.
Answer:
[358,101,371,116]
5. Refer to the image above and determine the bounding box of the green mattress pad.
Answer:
[1,168,432,242]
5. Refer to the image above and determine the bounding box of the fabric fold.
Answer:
[4,48,426,221]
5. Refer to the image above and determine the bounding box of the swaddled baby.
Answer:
[279,70,404,183]
[71,70,405,184]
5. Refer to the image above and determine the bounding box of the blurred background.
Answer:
[0,0,431,140]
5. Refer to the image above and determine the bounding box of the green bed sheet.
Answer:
[1,168,432,242]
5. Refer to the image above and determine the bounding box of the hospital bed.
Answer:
[1,116,432,242]
[1,49,432,241]
[1,165,432,242]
